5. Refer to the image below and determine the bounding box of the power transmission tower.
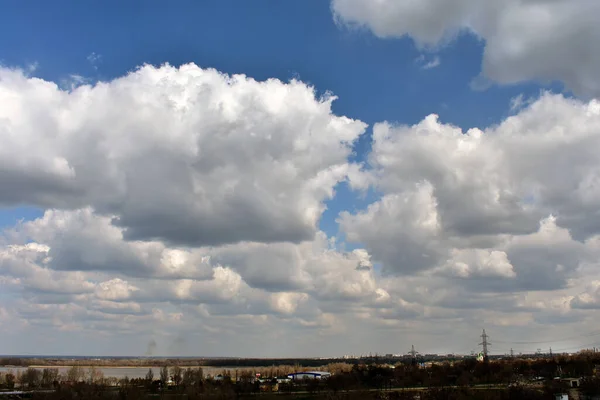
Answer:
[408,345,419,366]
[510,348,514,358]
[549,347,553,357]
[478,329,491,362]
[409,345,419,358]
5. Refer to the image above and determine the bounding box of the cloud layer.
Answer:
[332,0,600,97]
[2,64,600,357]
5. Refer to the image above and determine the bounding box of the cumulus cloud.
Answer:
[339,182,445,274]
[0,207,400,345]
[4,209,388,306]
[571,281,600,309]
[0,64,366,247]
[270,292,309,315]
[340,94,600,296]
[95,278,139,301]
[439,249,516,279]
[0,243,96,295]
[3,62,600,356]
[331,0,600,97]
[5,208,214,279]
[211,232,384,301]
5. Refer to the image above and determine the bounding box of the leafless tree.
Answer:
[171,366,183,386]
[146,368,154,382]
[67,365,85,382]
[88,366,104,384]
[160,365,169,385]
[41,368,59,388]
[21,368,42,388]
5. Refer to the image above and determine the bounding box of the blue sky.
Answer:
[1,1,542,127]
[1,0,600,357]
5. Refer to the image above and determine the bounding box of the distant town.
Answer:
[2,342,600,399]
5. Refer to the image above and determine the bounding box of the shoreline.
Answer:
[4,365,256,369]
[27,365,165,369]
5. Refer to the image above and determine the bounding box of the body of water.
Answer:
[0,366,244,379]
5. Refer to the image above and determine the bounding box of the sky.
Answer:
[1,0,600,358]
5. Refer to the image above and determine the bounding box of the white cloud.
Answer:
[169,267,242,303]
[60,74,90,91]
[0,243,96,295]
[5,208,214,279]
[93,300,144,315]
[95,278,139,301]
[3,63,600,356]
[0,207,405,352]
[439,249,516,279]
[339,182,444,274]
[571,281,600,309]
[340,94,600,296]
[0,64,366,247]
[416,55,441,70]
[332,0,600,97]
[270,292,309,315]
[86,52,101,70]
[5,209,389,306]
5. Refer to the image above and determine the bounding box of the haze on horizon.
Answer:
[1,0,600,358]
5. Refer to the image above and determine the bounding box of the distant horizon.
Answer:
[0,350,590,360]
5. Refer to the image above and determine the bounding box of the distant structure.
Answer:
[510,348,514,358]
[408,345,419,365]
[287,371,331,380]
[409,345,418,359]
[478,329,491,362]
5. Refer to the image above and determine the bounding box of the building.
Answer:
[287,371,331,380]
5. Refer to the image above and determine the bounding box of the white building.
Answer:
[287,371,331,380]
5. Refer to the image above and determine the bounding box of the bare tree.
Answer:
[4,372,16,389]
[41,368,59,388]
[88,366,104,384]
[171,366,183,386]
[182,367,203,387]
[67,365,85,382]
[21,368,41,388]
[160,365,169,385]
[146,368,154,382]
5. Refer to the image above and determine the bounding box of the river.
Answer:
[0,366,252,379]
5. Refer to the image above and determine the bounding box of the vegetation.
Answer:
[1,353,600,399]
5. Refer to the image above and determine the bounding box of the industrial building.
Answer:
[287,371,331,380]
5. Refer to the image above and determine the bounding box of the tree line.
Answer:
[3,353,600,399]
